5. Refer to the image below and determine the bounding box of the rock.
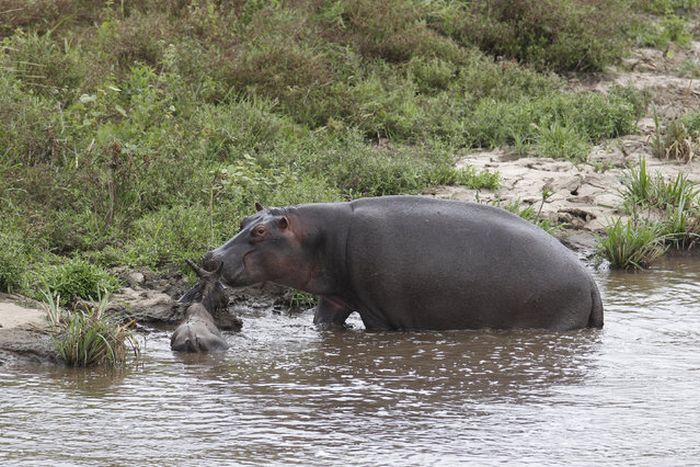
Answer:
[106,287,180,323]
[0,330,58,365]
[126,271,145,287]
[0,294,57,365]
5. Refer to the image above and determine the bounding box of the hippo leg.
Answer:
[313,296,352,330]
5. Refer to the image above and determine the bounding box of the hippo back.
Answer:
[341,196,598,330]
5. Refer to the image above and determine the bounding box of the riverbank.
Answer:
[0,294,56,365]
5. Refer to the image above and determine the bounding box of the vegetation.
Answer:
[651,108,700,163]
[630,0,699,47]
[0,1,694,293]
[598,158,700,269]
[596,219,667,270]
[44,291,140,368]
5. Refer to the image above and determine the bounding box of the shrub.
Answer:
[596,218,667,270]
[320,0,464,64]
[450,0,631,72]
[41,258,120,303]
[44,292,140,368]
[651,118,697,162]
[536,122,590,162]
[0,230,28,293]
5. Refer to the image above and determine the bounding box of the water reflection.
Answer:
[1,257,699,465]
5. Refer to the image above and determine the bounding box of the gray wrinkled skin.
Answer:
[206,196,604,331]
[170,304,228,352]
[170,261,229,353]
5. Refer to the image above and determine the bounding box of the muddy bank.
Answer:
[0,273,297,366]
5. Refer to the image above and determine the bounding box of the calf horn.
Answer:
[185,258,223,279]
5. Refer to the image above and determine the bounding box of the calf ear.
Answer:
[278,216,289,230]
[255,202,264,212]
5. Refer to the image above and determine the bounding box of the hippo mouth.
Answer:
[219,263,247,288]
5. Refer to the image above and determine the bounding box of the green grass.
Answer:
[596,218,667,270]
[501,188,562,235]
[44,291,140,368]
[613,157,700,260]
[0,0,678,297]
[621,157,699,211]
[40,259,121,304]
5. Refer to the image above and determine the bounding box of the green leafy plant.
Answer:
[535,122,590,162]
[44,290,140,368]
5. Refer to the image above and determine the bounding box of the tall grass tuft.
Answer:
[651,108,698,163]
[44,291,140,368]
[596,219,667,270]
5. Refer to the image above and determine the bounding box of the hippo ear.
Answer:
[278,216,289,230]
[255,202,264,212]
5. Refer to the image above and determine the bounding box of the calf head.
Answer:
[179,259,228,313]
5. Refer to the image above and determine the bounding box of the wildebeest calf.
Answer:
[170,260,229,353]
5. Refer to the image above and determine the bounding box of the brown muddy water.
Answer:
[2,257,700,466]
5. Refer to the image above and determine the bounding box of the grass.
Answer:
[501,187,562,235]
[596,218,667,270]
[651,109,698,163]
[0,0,683,296]
[44,291,140,368]
[41,258,121,304]
[621,157,699,211]
[602,157,700,268]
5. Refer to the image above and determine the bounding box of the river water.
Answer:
[1,257,700,466]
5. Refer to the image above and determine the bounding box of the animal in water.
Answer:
[171,260,230,352]
[203,196,603,331]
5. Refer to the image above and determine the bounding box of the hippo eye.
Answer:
[253,225,266,237]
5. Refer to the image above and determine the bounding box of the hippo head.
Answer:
[203,203,310,290]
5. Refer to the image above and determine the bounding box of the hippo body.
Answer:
[207,196,603,331]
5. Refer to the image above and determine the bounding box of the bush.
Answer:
[41,259,120,303]
[450,0,631,72]
[0,230,28,293]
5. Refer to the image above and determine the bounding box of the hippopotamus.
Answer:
[171,260,230,352]
[204,196,603,331]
